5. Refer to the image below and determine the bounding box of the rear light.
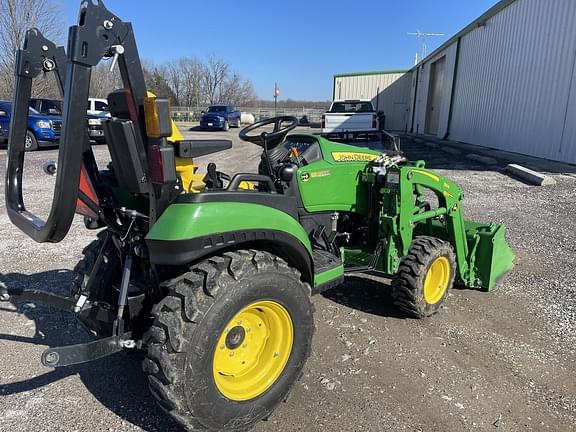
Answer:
[321,114,325,129]
[148,144,177,185]
[372,114,377,129]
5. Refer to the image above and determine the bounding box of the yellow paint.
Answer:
[332,152,378,163]
[412,169,440,182]
[145,91,183,142]
[423,257,451,305]
[238,181,256,190]
[213,301,294,401]
[145,92,201,192]
[310,170,331,178]
[175,158,205,192]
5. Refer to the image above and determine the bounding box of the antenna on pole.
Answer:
[408,30,445,63]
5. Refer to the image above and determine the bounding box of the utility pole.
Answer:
[408,30,445,63]
[274,83,280,116]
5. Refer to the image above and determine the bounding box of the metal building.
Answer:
[333,71,412,131]
[408,0,576,163]
[334,0,576,163]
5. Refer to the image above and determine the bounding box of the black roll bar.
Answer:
[5,0,153,243]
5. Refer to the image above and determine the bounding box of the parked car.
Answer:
[200,105,241,131]
[86,113,108,143]
[30,98,107,144]
[88,98,111,117]
[0,100,61,151]
[321,99,378,134]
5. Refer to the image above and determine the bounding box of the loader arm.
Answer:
[396,167,471,283]
[377,164,514,290]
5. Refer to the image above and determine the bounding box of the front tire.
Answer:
[25,131,38,151]
[144,250,314,431]
[391,236,456,318]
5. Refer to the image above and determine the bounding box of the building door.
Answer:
[425,57,445,135]
[391,103,407,131]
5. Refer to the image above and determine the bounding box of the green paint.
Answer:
[297,138,381,213]
[334,69,409,78]
[146,202,312,255]
[366,163,515,289]
[314,264,344,287]
[146,135,514,293]
[342,247,374,267]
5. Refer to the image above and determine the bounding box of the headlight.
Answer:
[88,118,102,126]
[36,120,52,129]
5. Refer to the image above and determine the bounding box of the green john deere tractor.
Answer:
[1,1,515,431]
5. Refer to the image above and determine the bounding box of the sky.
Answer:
[62,0,500,101]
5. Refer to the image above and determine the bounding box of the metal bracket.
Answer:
[15,28,67,88]
[70,0,130,66]
[0,287,76,311]
[41,333,134,368]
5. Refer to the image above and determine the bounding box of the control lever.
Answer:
[204,163,222,189]
[203,163,230,190]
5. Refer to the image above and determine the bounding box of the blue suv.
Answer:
[0,100,62,151]
[200,105,241,131]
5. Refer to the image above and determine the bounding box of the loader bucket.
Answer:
[465,222,515,291]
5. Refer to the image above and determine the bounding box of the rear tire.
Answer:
[391,236,456,318]
[25,131,38,151]
[143,250,314,431]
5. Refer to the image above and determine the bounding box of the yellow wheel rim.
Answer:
[212,300,294,401]
[423,256,451,305]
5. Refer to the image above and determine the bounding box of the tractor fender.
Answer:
[146,202,314,283]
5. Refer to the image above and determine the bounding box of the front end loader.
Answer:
[1,1,515,431]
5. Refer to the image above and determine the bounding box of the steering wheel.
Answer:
[239,116,298,149]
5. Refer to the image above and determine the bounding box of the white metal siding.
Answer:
[449,0,576,163]
[334,73,412,130]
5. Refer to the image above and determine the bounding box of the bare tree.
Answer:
[0,0,64,99]
[219,73,257,107]
[202,55,229,105]
[89,60,122,99]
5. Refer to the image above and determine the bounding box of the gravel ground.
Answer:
[0,127,575,432]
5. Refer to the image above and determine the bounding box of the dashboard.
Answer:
[281,135,323,166]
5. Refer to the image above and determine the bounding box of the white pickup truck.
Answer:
[321,99,378,134]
